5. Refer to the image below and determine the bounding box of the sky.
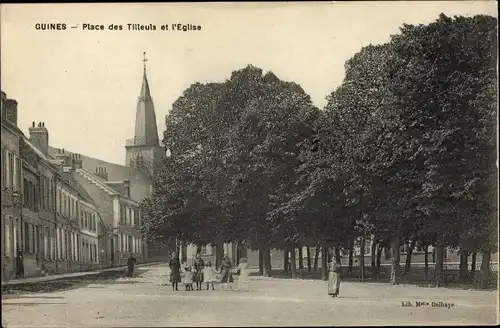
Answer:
[1,2,497,165]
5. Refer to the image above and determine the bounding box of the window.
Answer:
[13,156,18,191]
[120,205,125,224]
[201,245,207,254]
[5,216,11,256]
[34,225,39,255]
[23,222,29,253]
[40,178,45,209]
[58,189,61,213]
[8,152,13,188]
[0,148,4,186]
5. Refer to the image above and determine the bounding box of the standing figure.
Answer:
[15,247,24,278]
[193,253,205,290]
[127,253,137,277]
[328,261,341,297]
[219,255,234,291]
[183,266,194,291]
[235,257,250,291]
[169,252,181,291]
[203,261,217,290]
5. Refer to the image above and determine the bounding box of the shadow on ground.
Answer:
[249,269,497,291]
[1,268,148,297]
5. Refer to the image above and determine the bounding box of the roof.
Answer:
[105,181,125,195]
[23,137,56,162]
[134,67,160,147]
[65,173,96,206]
[48,146,148,182]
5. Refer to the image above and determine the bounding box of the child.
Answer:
[235,257,250,291]
[183,266,194,291]
[203,261,217,290]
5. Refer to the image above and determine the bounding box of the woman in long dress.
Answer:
[169,252,181,291]
[328,261,341,297]
[219,255,234,291]
[193,253,205,290]
[235,257,250,291]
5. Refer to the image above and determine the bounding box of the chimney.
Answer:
[3,98,19,126]
[73,154,83,169]
[54,147,72,168]
[123,179,131,198]
[29,121,49,155]
[95,167,108,181]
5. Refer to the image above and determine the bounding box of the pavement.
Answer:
[2,263,498,327]
[1,261,165,286]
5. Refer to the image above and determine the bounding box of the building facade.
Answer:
[1,91,23,280]
[1,90,108,281]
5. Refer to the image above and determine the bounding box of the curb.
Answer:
[1,261,167,287]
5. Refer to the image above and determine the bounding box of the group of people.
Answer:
[168,252,250,292]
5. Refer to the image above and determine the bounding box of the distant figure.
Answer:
[193,253,205,291]
[15,247,24,278]
[235,257,250,291]
[169,252,181,291]
[219,255,234,291]
[203,260,217,290]
[183,266,194,291]
[127,253,137,277]
[328,261,341,298]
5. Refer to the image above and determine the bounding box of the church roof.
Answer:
[133,54,160,147]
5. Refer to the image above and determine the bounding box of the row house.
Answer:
[1,90,103,280]
[73,165,145,267]
[1,91,23,280]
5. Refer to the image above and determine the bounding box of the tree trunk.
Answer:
[321,247,328,280]
[313,245,320,271]
[432,248,436,263]
[389,237,401,285]
[290,248,297,278]
[434,235,445,287]
[459,248,469,281]
[283,247,289,274]
[334,246,342,264]
[477,251,491,289]
[470,251,477,278]
[216,242,224,269]
[376,244,383,277]
[258,250,263,275]
[306,246,312,272]
[360,236,365,282]
[403,239,416,280]
[424,245,429,281]
[298,247,304,270]
[334,246,342,279]
[196,242,202,254]
[348,246,354,275]
[262,247,272,277]
[371,238,377,278]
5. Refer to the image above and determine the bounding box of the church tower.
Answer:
[125,52,165,180]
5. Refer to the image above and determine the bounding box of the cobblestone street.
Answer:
[2,264,497,327]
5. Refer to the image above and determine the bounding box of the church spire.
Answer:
[139,52,152,102]
[133,52,159,146]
